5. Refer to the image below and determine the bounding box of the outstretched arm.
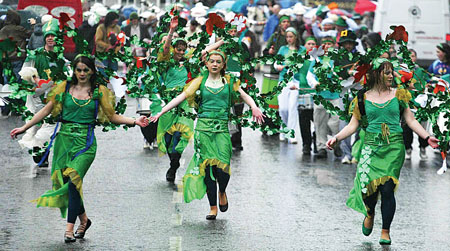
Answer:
[326,115,359,149]
[10,101,54,138]
[163,16,179,56]
[238,87,265,124]
[149,92,187,122]
[403,107,439,148]
[110,114,149,127]
[201,39,225,57]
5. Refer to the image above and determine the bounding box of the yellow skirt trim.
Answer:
[30,194,67,208]
[166,123,194,139]
[157,123,194,156]
[62,167,84,198]
[199,159,231,176]
[363,176,399,199]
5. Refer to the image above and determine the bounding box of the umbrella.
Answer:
[213,0,236,10]
[354,0,377,15]
[231,0,248,13]
[278,0,297,9]
[329,8,352,17]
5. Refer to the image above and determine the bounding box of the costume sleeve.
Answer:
[183,77,203,107]
[46,81,67,117]
[157,46,171,62]
[349,96,361,121]
[395,87,412,108]
[97,85,116,123]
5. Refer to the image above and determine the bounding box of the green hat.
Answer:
[338,30,357,45]
[305,36,317,43]
[285,27,297,36]
[129,12,139,20]
[316,5,329,19]
[42,18,59,38]
[321,37,335,44]
[158,32,168,42]
[335,17,347,27]
[279,15,290,22]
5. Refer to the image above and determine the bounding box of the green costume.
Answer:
[182,73,240,203]
[347,90,411,216]
[156,63,194,154]
[32,82,116,217]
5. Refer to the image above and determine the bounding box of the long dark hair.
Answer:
[366,61,393,91]
[104,12,119,28]
[71,56,98,94]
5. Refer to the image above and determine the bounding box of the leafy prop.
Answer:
[312,25,449,174]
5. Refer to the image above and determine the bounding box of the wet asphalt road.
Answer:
[1,97,450,251]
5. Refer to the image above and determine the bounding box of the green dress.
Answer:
[32,82,115,218]
[346,97,405,216]
[156,64,194,154]
[182,74,239,203]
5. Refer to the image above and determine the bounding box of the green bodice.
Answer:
[197,80,230,120]
[163,64,188,89]
[365,97,402,133]
[62,93,96,124]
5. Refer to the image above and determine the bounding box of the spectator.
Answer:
[22,19,65,80]
[0,10,34,83]
[361,32,381,52]
[263,4,280,42]
[263,15,290,73]
[95,11,121,76]
[403,49,430,160]
[123,12,151,56]
[274,27,303,144]
[146,15,158,39]
[307,35,342,159]
[240,0,257,17]
[428,43,450,76]
[291,3,307,45]
[78,12,99,54]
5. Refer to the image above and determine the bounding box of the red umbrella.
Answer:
[329,8,352,17]
[354,0,377,15]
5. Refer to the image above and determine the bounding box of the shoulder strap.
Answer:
[357,88,366,117]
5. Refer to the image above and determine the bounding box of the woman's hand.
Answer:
[135,116,149,127]
[326,137,338,150]
[427,136,439,149]
[170,16,179,31]
[276,65,285,72]
[251,107,265,125]
[268,45,276,55]
[149,112,162,123]
[10,126,26,139]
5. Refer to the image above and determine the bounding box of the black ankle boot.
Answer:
[166,152,181,182]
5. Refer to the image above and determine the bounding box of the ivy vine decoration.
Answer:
[312,25,450,174]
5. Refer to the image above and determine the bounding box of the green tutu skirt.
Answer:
[31,123,96,218]
[346,132,405,216]
[183,118,232,203]
[156,100,194,154]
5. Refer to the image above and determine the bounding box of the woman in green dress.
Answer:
[10,56,149,242]
[156,16,224,182]
[326,61,439,245]
[150,50,264,220]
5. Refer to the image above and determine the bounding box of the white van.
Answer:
[373,0,450,67]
